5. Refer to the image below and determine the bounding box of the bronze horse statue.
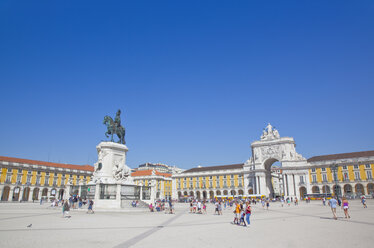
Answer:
[103,115,126,144]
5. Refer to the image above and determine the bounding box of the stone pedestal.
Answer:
[88,142,151,209]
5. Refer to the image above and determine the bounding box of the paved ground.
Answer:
[0,200,373,248]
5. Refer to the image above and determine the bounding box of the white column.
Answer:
[27,187,33,202]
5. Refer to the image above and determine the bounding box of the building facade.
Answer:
[0,156,93,202]
[131,169,172,199]
[307,151,374,198]
[172,125,374,200]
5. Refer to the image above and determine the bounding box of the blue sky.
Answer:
[0,0,373,169]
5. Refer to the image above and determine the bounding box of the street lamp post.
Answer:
[330,164,339,200]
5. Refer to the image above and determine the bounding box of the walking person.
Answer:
[87,199,94,214]
[245,202,251,226]
[361,196,367,208]
[341,197,350,219]
[266,199,270,210]
[328,197,338,220]
[233,202,240,225]
[62,200,70,218]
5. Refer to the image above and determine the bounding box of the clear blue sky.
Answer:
[1,0,373,169]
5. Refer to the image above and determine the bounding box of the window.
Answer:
[299,176,304,183]
[344,172,349,180]
[343,166,347,170]
[366,171,372,179]
[8,169,12,172]
[365,164,371,169]
[312,175,317,182]
[354,165,359,169]
[311,168,316,172]
[6,174,12,182]
[321,168,326,172]
[355,171,360,180]
[224,175,226,179]
[53,178,57,185]
[46,172,49,176]
[322,174,327,182]
[16,174,22,183]
[27,170,32,174]
[210,176,212,179]
[37,171,41,175]
[36,176,40,185]
[216,176,219,180]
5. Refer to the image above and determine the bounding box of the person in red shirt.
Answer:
[245,201,252,226]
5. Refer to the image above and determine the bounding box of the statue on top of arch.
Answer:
[261,123,280,140]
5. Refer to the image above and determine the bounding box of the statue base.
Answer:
[87,141,153,209]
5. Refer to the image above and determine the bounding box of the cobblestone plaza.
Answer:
[0,200,373,248]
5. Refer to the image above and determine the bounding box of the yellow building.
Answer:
[307,151,374,198]
[0,156,93,202]
[131,169,172,199]
[172,164,245,200]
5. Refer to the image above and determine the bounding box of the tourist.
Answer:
[266,199,270,210]
[87,199,94,214]
[287,198,291,206]
[197,201,202,214]
[169,200,174,214]
[218,201,223,215]
[261,199,265,209]
[214,201,219,215]
[149,203,154,212]
[341,197,350,218]
[328,197,338,220]
[294,197,298,206]
[322,197,326,206]
[245,202,251,226]
[62,200,70,218]
[190,201,193,213]
[239,204,247,227]
[233,202,240,225]
[361,196,367,208]
[202,201,207,214]
[281,198,284,207]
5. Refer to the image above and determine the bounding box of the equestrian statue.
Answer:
[103,109,126,144]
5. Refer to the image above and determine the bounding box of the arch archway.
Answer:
[223,190,228,196]
[42,188,48,198]
[209,191,214,199]
[230,190,236,196]
[248,189,253,194]
[156,192,160,199]
[1,186,10,201]
[344,184,352,195]
[22,187,30,201]
[202,191,207,199]
[238,189,244,195]
[322,185,331,194]
[333,185,342,196]
[367,183,374,194]
[177,191,182,198]
[33,188,39,201]
[183,191,188,196]
[189,191,194,198]
[299,187,307,198]
[355,184,365,195]
[196,191,201,199]
[312,186,320,193]
[12,187,21,201]
[216,190,221,196]
[250,124,308,198]
[58,189,64,200]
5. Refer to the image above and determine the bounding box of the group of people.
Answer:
[149,199,175,214]
[233,201,252,227]
[190,200,207,214]
[328,195,368,220]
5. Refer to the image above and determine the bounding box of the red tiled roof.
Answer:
[307,150,374,162]
[131,170,171,177]
[0,156,94,172]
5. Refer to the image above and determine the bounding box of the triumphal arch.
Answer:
[244,124,310,199]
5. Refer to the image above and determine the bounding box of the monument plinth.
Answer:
[87,110,154,209]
